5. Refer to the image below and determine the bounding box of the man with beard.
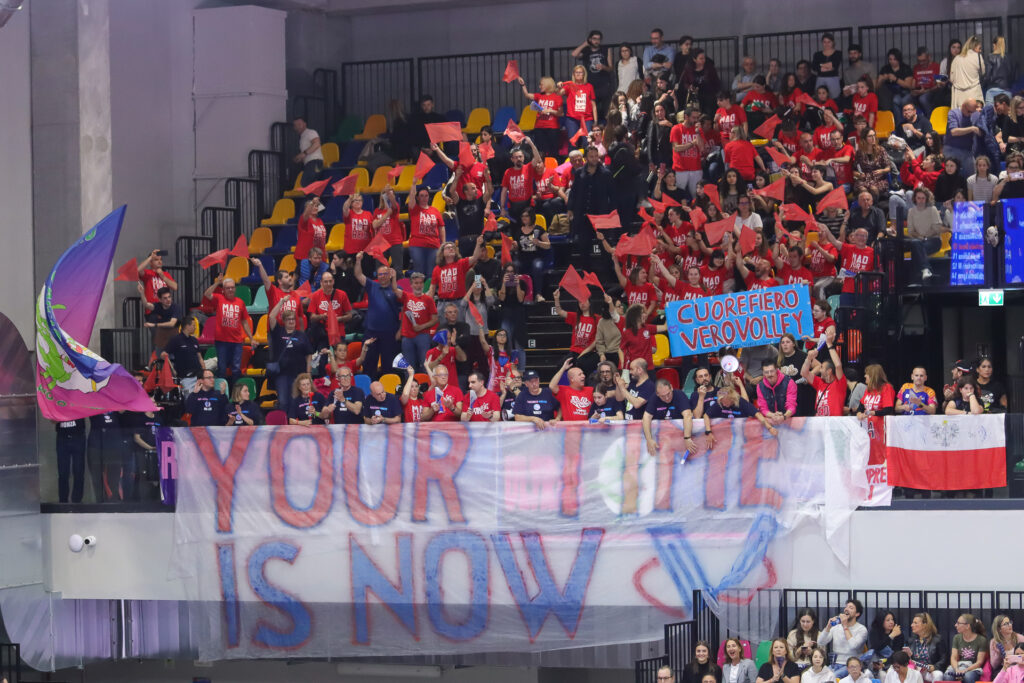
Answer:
[252,258,308,330]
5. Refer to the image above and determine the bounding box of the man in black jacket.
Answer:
[567,146,613,270]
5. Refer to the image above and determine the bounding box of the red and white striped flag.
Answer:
[885,415,1006,490]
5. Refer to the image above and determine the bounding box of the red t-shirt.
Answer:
[913,62,940,89]
[428,383,464,422]
[502,164,539,204]
[744,272,778,290]
[141,269,176,304]
[814,125,840,152]
[532,93,563,129]
[621,324,656,368]
[465,389,501,421]
[724,139,758,180]
[425,346,457,383]
[307,288,353,337]
[812,374,846,416]
[295,214,327,261]
[780,87,803,109]
[565,311,598,354]
[432,258,471,300]
[807,314,837,351]
[777,130,800,155]
[742,90,777,114]
[861,384,895,413]
[553,385,595,421]
[670,123,703,172]
[400,292,436,338]
[715,105,747,145]
[626,282,658,316]
[798,147,826,180]
[678,246,703,273]
[345,209,374,254]
[454,162,489,201]
[211,293,252,344]
[778,263,814,286]
[408,205,444,248]
[700,265,727,295]
[839,243,876,293]
[404,397,432,423]
[373,207,405,246]
[807,242,838,278]
[268,286,307,330]
[852,92,878,123]
[662,222,692,249]
[563,82,595,121]
[826,144,854,186]
[664,281,705,303]
[537,167,566,201]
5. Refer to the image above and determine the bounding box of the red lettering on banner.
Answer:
[343,427,403,526]
[412,425,468,522]
[621,427,646,514]
[561,426,583,517]
[724,296,738,318]
[693,423,729,509]
[677,301,695,325]
[740,419,783,509]
[652,422,690,510]
[192,427,253,533]
[678,327,700,351]
[269,428,335,528]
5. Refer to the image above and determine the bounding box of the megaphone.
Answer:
[393,353,410,370]
[721,354,739,373]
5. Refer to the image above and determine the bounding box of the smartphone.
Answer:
[156,249,169,256]
[1010,171,1024,181]
[475,274,483,286]
[1008,655,1023,665]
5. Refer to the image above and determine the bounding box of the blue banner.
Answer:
[949,201,985,286]
[665,285,813,356]
[1004,199,1024,285]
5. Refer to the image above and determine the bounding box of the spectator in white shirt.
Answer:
[293,116,323,184]
[801,648,836,683]
[840,657,875,683]
[885,651,925,683]
[820,599,870,676]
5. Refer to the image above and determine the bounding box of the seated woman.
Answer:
[871,611,907,674]
[840,657,875,683]
[723,637,759,683]
[757,639,801,683]
[801,648,834,683]
[944,614,988,683]
[990,615,1024,675]
[905,612,949,682]
[887,651,925,683]
[683,641,722,683]
[945,376,984,414]
[788,608,822,668]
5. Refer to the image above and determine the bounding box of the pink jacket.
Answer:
[756,373,798,416]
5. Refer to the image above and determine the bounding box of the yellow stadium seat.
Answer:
[463,107,491,134]
[326,223,346,252]
[875,110,895,139]
[518,105,537,131]
[284,173,304,198]
[485,245,495,259]
[354,114,387,140]
[394,165,417,193]
[366,166,393,194]
[321,142,340,168]
[535,214,547,230]
[225,256,249,282]
[249,227,273,255]
[933,230,951,256]
[262,198,296,226]
[930,106,949,136]
[279,253,297,273]
[431,190,447,212]
[252,315,268,345]
[379,373,401,394]
[347,167,370,193]
[653,334,670,367]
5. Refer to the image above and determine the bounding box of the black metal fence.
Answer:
[200,207,236,253]
[175,235,214,309]
[0,642,19,683]
[664,620,695,677]
[418,48,545,122]
[270,121,298,188]
[224,177,261,242]
[341,58,415,122]
[100,328,143,373]
[248,150,284,223]
[1009,15,1024,75]
[743,28,854,75]
[858,17,1003,75]
[636,654,669,683]
[313,67,340,136]
[162,264,188,315]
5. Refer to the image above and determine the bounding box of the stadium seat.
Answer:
[755,640,772,668]
[253,315,268,345]
[366,166,393,194]
[394,164,418,192]
[463,107,491,134]
[262,199,296,226]
[338,140,363,168]
[518,105,537,131]
[265,409,287,425]
[321,195,345,225]
[656,368,679,389]
[681,367,698,395]
[493,106,516,136]
[249,286,269,315]
[334,115,363,142]
[284,173,305,198]
[933,230,951,256]
[225,257,249,283]
[344,167,370,193]
[379,373,401,394]
[267,225,298,256]
[354,114,387,140]
[279,253,297,274]
[354,373,371,395]
[875,110,895,139]
[431,190,447,212]
[198,317,216,345]
[930,106,949,135]
[544,156,558,171]
[234,284,252,306]
[321,142,340,168]
[249,227,273,255]
[535,214,547,230]
[326,224,346,252]
[652,334,670,366]
[445,109,466,127]
[422,162,449,189]
[827,294,842,314]
[414,373,429,387]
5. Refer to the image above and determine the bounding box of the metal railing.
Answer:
[175,235,214,310]
[100,328,143,373]
[0,643,19,683]
[199,206,235,254]
[248,150,284,222]
[664,620,695,677]
[858,17,1003,76]
[418,48,545,121]
[313,67,340,136]
[743,28,854,75]
[1011,15,1024,75]
[636,654,669,683]
[341,58,415,123]
[224,177,261,242]
[270,121,297,188]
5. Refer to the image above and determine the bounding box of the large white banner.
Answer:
[171,418,873,660]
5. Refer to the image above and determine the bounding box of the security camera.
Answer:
[68,534,97,553]
[83,535,97,547]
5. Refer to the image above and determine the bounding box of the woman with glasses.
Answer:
[990,615,1024,674]
[854,128,891,202]
[944,614,988,683]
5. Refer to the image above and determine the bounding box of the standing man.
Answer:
[354,257,403,378]
[945,99,983,177]
[185,370,228,427]
[670,107,707,199]
[801,334,846,417]
[55,419,87,503]
[251,258,307,330]
[143,286,180,354]
[292,116,323,184]
[643,28,675,75]
[643,379,710,456]
[567,145,613,269]
[500,137,545,230]
[306,271,354,351]
[841,44,876,106]
[202,276,253,387]
[756,360,797,426]
[572,30,613,118]
[618,359,656,421]
[137,249,178,306]
[161,317,204,396]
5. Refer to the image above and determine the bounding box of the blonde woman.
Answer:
[1000,96,1024,155]
[517,75,563,157]
[968,155,999,202]
[903,612,947,682]
[990,615,1024,672]
[950,35,985,108]
[757,639,801,683]
[559,65,597,141]
[983,37,1015,106]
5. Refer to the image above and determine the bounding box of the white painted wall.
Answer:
[0,7,37,344]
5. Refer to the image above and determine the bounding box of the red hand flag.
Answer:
[637,207,655,225]
[387,165,403,181]
[558,265,591,302]
[688,207,708,229]
[614,226,659,258]
[660,194,682,207]
[569,125,587,146]
[753,114,782,139]
[302,178,330,196]
[752,176,787,202]
[774,213,793,242]
[738,225,757,254]
[198,249,231,270]
[703,216,733,246]
[229,234,249,260]
[115,258,139,282]
[425,121,463,144]
[325,302,341,346]
[647,197,667,214]
[703,184,722,211]
[781,203,819,232]
[815,186,849,213]
[467,300,485,327]
[502,59,520,84]
[477,141,495,160]
[332,174,358,196]
[158,360,176,393]
[765,146,791,167]
[143,365,158,394]
[587,210,621,230]
[500,232,514,266]
[504,120,526,144]
[294,280,312,297]
[795,91,821,109]
[413,151,436,181]
[581,270,605,292]
[364,231,391,266]
[458,142,476,169]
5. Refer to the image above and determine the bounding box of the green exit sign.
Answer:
[979,289,1004,306]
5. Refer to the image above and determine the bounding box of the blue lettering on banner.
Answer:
[247,541,312,649]
[951,201,986,286]
[665,285,812,356]
[1003,199,1024,285]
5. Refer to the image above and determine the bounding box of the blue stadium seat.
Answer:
[354,373,371,395]
[445,109,466,127]
[422,162,450,189]
[338,141,363,168]
[322,196,345,225]
[492,106,516,136]
[266,224,297,255]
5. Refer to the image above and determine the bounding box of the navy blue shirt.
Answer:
[512,387,558,421]
[270,326,313,376]
[705,397,758,419]
[330,386,366,424]
[186,389,227,427]
[588,397,624,419]
[690,386,720,415]
[165,333,201,378]
[363,279,401,332]
[626,378,656,420]
[363,393,402,421]
[226,400,264,426]
[644,389,692,420]
[290,392,328,424]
